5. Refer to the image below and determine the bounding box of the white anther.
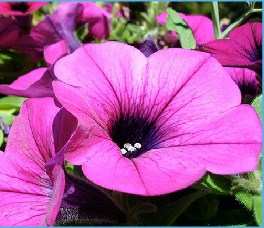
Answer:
[134,143,142,149]
[121,148,128,155]
[124,143,132,149]
[127,146,136,152]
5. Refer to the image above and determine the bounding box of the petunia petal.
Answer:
[225,67,260,100]
[52,108,78,155]
[181,14,214,44]
[80,2,111,40]
[5,98,60,163]
[64,120,110,165]
[157,105,261,174]
[79,140,206,195]
[143,48,241,124]
[0,98,66,225]
[156,12,167,26]
[0,151,52,225]
[53,42,147,128]
[44,164,65,226]
[44,40,68,65]
[0,152,65,226]
[229,22,262,54]
[0,68,54,98]
[200,22,262,74]
[80,140,152,195]
[15,2,82,61]
[132,149,206,195]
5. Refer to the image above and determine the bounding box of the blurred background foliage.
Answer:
[126,2,262,21]
[109,2,262,45]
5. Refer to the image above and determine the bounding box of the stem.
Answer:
[253,8,262,13]
[211,2,221,39]
[221,8,262,38]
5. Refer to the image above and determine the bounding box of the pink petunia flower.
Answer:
[225,67,261,103]
[15,2,111,61]
[15,2,83,61]
[156,12,214,45]
[199,22,262,75]
[79,2,111,40]
[52,42,262,196]
[0,2,46,16]
[0,98,125,225]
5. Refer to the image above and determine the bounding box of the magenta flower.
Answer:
[225,67,261,103]
[0,98,125,225]
[52,42,261,196]
[199,22,262,75]
[15,2,82,61]
[15,2,111,61]
[79,2,111,40]
[0,2,46,16]
[156,12,214,45]
[0,17,19,49]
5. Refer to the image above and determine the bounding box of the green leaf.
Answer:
[128,203,157,225]
[199,195,219,220]
[253,196,262,226]
[210,208,255,226]
[0,130,3,148]
[192,173,231,194]
[234,190,254,211]
[129,203,157,217]
[184,195,219,221]
[252,95,262,121]
[64,161,75,175]
[231,163,262,196]
[0,96,26,109]
[166,8,196,49]
[0,52,12,64]
[146,191,208,225]
[0,96,25,125]
[0,110,16,125]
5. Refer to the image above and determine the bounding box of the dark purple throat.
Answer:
[10,2,29,13]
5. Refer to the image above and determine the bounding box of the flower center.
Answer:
[11,2,29,13]
[120,142,142,157]
[248,44,262,62]
[109,114,159,159]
